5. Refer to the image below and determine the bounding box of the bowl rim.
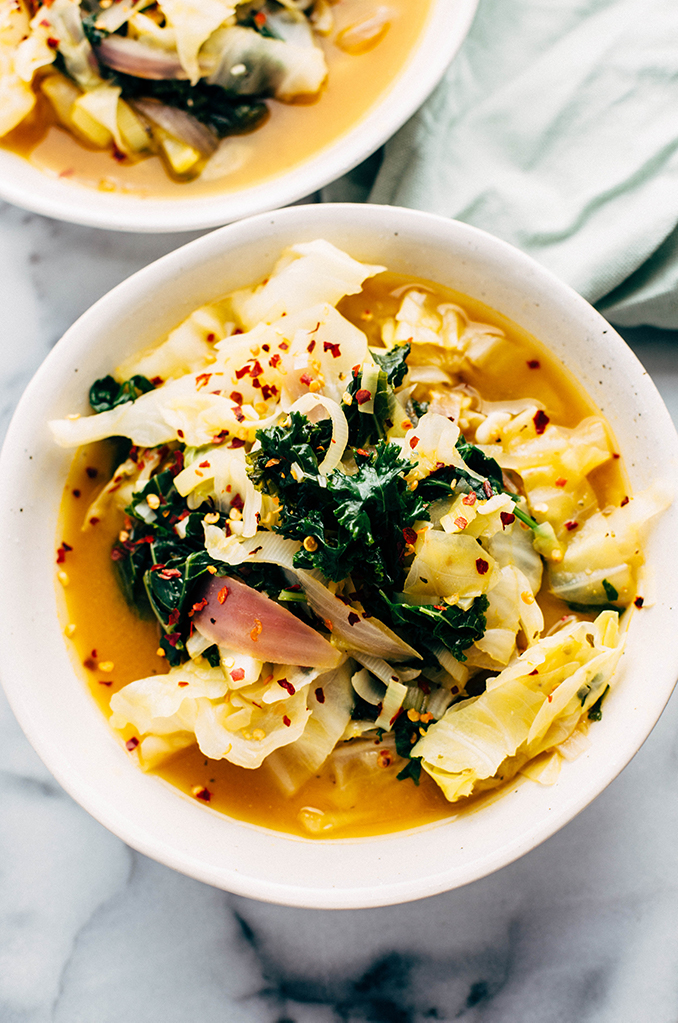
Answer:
[0,0,479,233]
[2,203,678,909]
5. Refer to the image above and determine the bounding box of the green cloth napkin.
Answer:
[324,0,678,329]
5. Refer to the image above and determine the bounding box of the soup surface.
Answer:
[57,269,629,839]
[3,0,432,197]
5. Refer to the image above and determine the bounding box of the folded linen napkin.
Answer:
[324,0,678,329]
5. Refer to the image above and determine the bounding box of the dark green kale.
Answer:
[202,645,222,668]
[115,75,269,138]
[371,592,489,663]
[602,578,619,602]
[415,436,504,504]
[89,374,155,413]
[371,343,411,387]
[588,685,610,722]
[248,412,426,586]
[81,11,109,49]
[393,711,434,785]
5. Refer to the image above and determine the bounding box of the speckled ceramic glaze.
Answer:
[0,0,478,232]
[1,204,677,909]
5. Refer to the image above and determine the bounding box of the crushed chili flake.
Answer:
[621,495,629,507]
[192,786,211,802]
[196,373,212,389]
[229,390,244,405]
[269,353,281,368]
[481,480,492,499]
[250,618,263,642]
[85,466,98,479]
[315,687,325,704]
[527,359,541,369]
[254,10,266,25]
[235,365,250,380]
[110,546,126,562]
[229,437,246,448]
[454,516,468,530]
[278,678,296,695]
[230,668,245,682]
[159,568,182,579]
[347,612,361,626]
[533,409,550,435]
[500,512,515,528]
[178,681,189,687]
[307,339,316,353]
[476,558,489,575]
[171,450,184,475]
[261,383,278,401]
[564,520,579,531]
[635,596,644,608]
[402,526,418,545]
[89,516,100,526]
[356,448,369,457]
[409,436,419,449]
[125,737,139,751]
[529,669,539,676]
[167,608,180,627]
[206,333,216,343]
[198,460,211,469]
[188,598,208,618]
[300,372,313,386]
[72,489,81,497]
[217,586,229,604]
[462,492,477,506]
[355,388,372,405]
[279,341,289,351]
[56,542,73,563]
[377,749,392,768]
[323,341,341,358]
[250,360,263,377]
[230,493,244,511]
[282,715,291,727]
[232,405,245,423]
[555,477,567,487]
[98,680,112,687]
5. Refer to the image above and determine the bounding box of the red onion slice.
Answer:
[95,36,185,80]
[194,575,342,669]
[132,98,219,155]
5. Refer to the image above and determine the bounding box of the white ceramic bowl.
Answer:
[2,204,678,909]
[0,0,477,233]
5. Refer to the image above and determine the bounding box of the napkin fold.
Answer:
[324,0,678,329]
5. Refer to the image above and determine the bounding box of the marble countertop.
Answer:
[2,200,678,1023]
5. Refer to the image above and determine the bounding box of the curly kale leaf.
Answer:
[340,346,410,448]
[248,412,426,586]
[115,75,269,137]
[371,342,411,387]
[369,592,489,663]
[89,374,155,413]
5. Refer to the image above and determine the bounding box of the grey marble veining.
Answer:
[2,200,678,1023]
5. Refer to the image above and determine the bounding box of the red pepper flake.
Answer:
[229,438,246,448]
[547,693,553,703]
[159,568,182,579]
[198,460,211,469]
[527,359,541,369]
[150,376,163,387]
[347,611,361,626]
[500,512,515,528]
[451,685,459,695]
[231,493,244,511]
[269,353,281,368]
[433,605,446,611]
[110,547,126,562]
[178,681,189,687]
[565,520,579,531]
[98,680,112,687]
[403,526,418,545]
[635,596,644,608]
[529,669,539,676]
[454,516,468,530]
[462,493,477,506]
[194,786,211,802]
[230,667,246,682]
[206,333,216,343]
[282,715,291,727]
[165,634,180,648]
[217,586,229,604]
[251,377,261,389]
[235,365,250,380]
[323,341,341,358]
[196,373,212,389]
[250,360,263,378]
[250,618,263,642]
[409,436,419,449]
[300,372,313,387]
[262,344,270,353]
[56,541,73,563]
[167,608,180,626]
[278,678,296,695]
[355,388,372,405]
[356,448,369,458]
[254,10,266,25]
[621,496,629,507]
[89,517,100,526]
[533,410,550,435]
[555,477,567,488]
[307,339,317,353]
[171,450,184,475]
[177,429,185,439]
[125,737,139,751]
[315,687,325,704]
[83,658,96,670]
[613,452,620,459]
[85,466,98,479]
[476,558,489,575]
[188,598,208,618]
[482,481,492,499]
[229,391,243,405]
[72,489,81,498]
[377,749,392,768]
[261,383,279,401]
[47,35,59,47]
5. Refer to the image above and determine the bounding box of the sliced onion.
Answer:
[96,36,185,80]
[194,575,341,669]
[288,392,349,475]
[132,98,219,155]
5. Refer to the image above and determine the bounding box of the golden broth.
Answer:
[3,0,432,197]
[58,275,627,839]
